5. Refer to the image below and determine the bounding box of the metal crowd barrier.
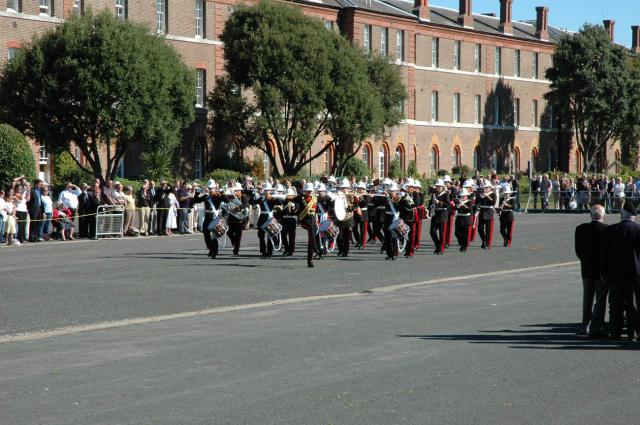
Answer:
[95,205,124,238]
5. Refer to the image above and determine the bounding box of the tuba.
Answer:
[223,197,249,221]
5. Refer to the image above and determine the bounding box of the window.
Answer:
[532,52,539,79]
[514,49,521,77]
[362,144,371,170]
[363,24,372,53]
[491,149,498,171]
[378,147,386,179]
[494,47,502,75]
[117,159,125,178]
[474,95,481,124]
[6,0,20,12]
[195,0,205,38]
[194,141,204,179]
[195,69,205,107]
[530,148,538,172]
[531,99,538,127]
[323,20,333,31]
[431,38,439,68]
[513,98,520,126]
[73,0,82,16]
[324,148,332,174]
[395,146,404,171]
[474,44,481,72]
[473,146,481,170]
[263,151,271,178]
[453,40,461,70]
[39,0,52,15]
[548,104,555,128]
[453,93,460,123]
[430,146,439,174]
[7,48,17,63]
[396,30,405,62]
[156,0,167,34]
[431,91,439,122]
[452,146,461,168]
[380,27,388,56]
[398,99,405,116]
[39,143,48,164]
[115,0,126,20]
[514,148,521,172]
[494,96,501,125]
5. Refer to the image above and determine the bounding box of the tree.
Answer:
[341,157,369,179]
[0,11,195,183]
[212,1,406,178]
[141,150,174,182]
[545,24,631,173]
[0,124,36,188]
[620,58,640,169]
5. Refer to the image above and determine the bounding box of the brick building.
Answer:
[0,0,636,181]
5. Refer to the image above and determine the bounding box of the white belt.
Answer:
[457,213,470,217]
[283,215,297,219]
[479,206,494,209]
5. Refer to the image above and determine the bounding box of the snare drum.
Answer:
[318,220,339,239]
[389,219,409,240]
[260,217,282,238]
[208,216,228,238]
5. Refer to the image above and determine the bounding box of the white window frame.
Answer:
[494,96,501,126]
[513,98,520,127]
[431,38,439,68]
[396,30,405,62]
[378,148,386,179]
[474,95,481,124]
[532,52,539,79]
[363,24,371,53]
[7,48,17,63]
[195,0,204,38]
[431,91,439,122]
[39,0,51,16]
[73,0,82,16]
[430,147,439,174]
[453,40,461,71]
[39,143,49,165]
[531,100,538,127]
[156,0,167,34]
[380,27,388,56]
[362,145,370,169]
[494,47,502,75]
[514,49,521,77]
[474,43,481,73]
[453,93,460,123]
[194,142,203,179]
[195,69,205,108]
[323,20,333,31]
[115,0,126,20]
[7,0,21,12]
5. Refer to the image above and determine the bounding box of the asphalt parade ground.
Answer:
[2,213,640,424]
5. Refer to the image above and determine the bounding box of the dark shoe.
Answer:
[211,254,216,259]
[233,250,239,256]
[503,241,508,247]
[575,328,588,336]
[208,250,213,258]
[307,262,314,268]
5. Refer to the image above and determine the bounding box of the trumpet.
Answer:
[299,195,317,221]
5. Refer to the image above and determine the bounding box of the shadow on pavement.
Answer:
[398,323,640,351]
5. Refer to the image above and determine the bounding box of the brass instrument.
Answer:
[299,195,317,221]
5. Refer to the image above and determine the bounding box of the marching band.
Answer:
[197,176,517,266]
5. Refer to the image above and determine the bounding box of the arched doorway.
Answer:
[378,144,389,179]
[473,146,481,171]
[395,145,405,171]
[513,147,521,172]
[362,143,372,172]
[452,146,462,169]
[430,145,440,175]
[530,148,539,173]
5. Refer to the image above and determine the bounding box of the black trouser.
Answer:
[79,209,88,238]
[337,221,353,256]
[478,215,494,247]
[609,280,640,338]
[372,217,384,244]
[353,216,362,245]
[157,210,168,235]
[202,215,218,256]
[301,219,319,263]
[499,212,514,246]
[404,220,415,256]
[383,216,395,258]
[29,209,41,240]
[588,278,609,335]
[16,211,28,242]
[227,221,244,254]
[281,217,297,254]
[257,215,273,257]
[430,220,445,253]
[455,218,470,249]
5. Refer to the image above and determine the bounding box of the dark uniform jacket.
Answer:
[429,191,450,224]
[192,193,225,222]
[477,192,496,220]
[225,194,250,224]
[601,220,640,282]
[398,194,415,223]
[454,200,473,226]
[575,220,607,279]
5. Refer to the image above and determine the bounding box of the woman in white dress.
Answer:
[165,191,178,235]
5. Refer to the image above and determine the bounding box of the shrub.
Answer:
[436,169,449,177]
[209,168,242,186]
[388,158,403,179]
[0,124,36,189]
[451,164,472,178]
[342,157,370,179]
[52,150,93,187]
[141,150,174,182]
[116,178,143,193]
[406,160,418,178]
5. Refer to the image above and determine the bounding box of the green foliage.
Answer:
[341,157,370,179]
[116,178,143,193]
[214,1,406,177]
[52,151,92,186]
[621,58,640,169]
[388,158,404,179]
[545,24,631,173]
[208,169,242,185]
[406,160,418,178]
[437,169,449,177]
[451,164,472,178]
[141,150,174,182]
[0,124,36,189]
[0,11,195,182]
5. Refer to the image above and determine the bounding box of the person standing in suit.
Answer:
[27,179,43,242]
[601,201,640,340]
[574,205,607,336]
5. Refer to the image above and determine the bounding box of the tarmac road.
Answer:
[3,213,638,424]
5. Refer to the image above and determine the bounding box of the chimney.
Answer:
[633,26,640,53]
[413,0,429,21]
[603,19,615,42]
[458,0,473,28]
[535,6,549,41]
[499,0,513,35]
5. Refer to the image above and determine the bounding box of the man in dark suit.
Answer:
[574,205,607,336]
[601,201,640,340]
[27,179,43,242]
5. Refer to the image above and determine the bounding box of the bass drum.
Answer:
[208,217,228,239]
[333,194,347,221]
[260,217,282,238]
[318,220,340,239]
[389,219,409,240]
